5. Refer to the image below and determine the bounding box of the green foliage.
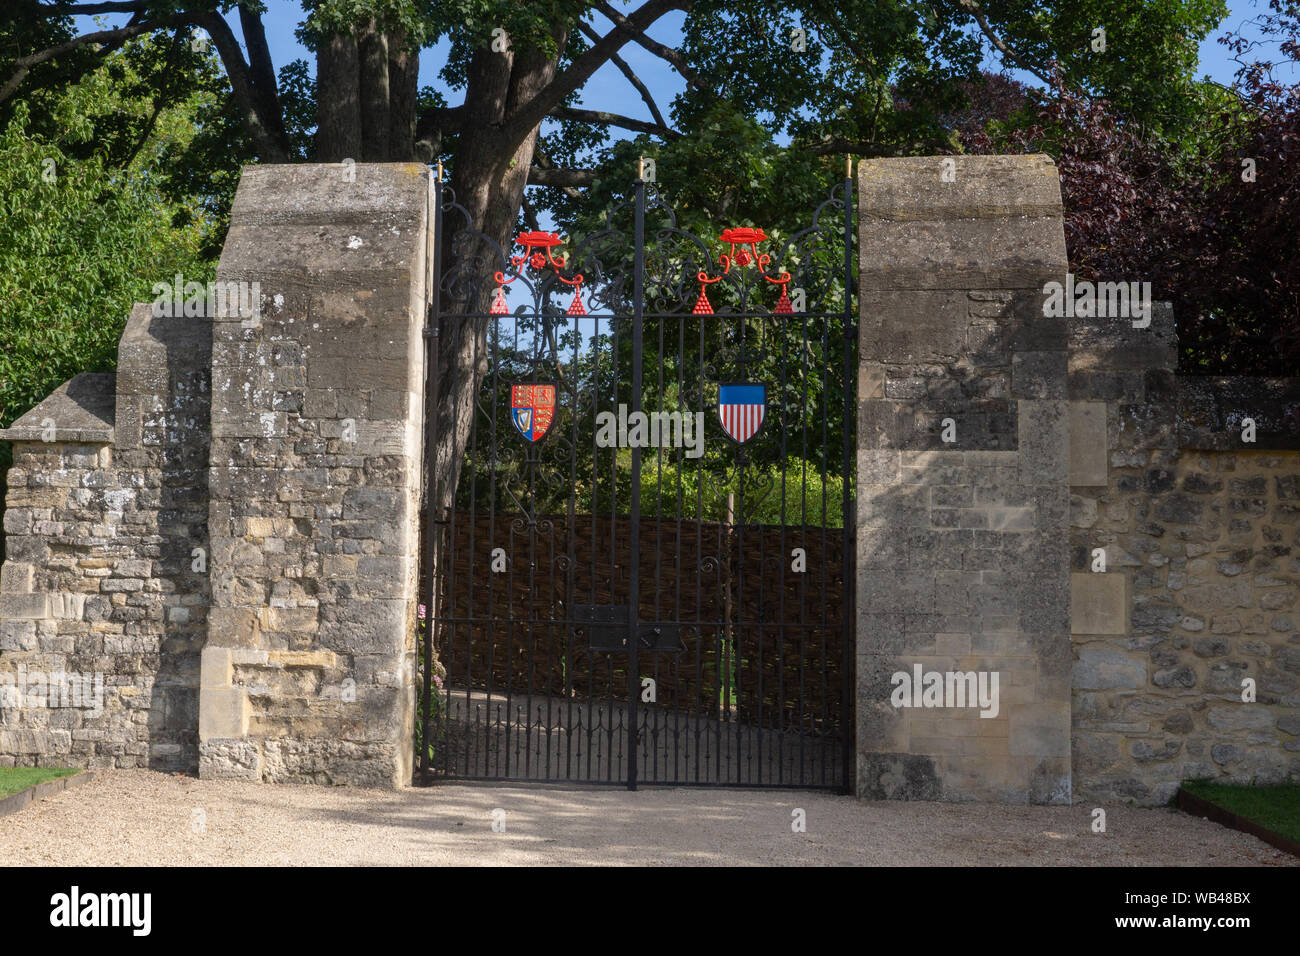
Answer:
[298,0,439,48]
[632,455,848,528]
[277,59,318,160]
[0,1,101,134]
[977,0,1229,145]
[0,45,216,559]
[530,0,1234,242]
[414,620,448,768]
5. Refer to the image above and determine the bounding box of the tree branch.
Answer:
[531,143,585,198]
[233,2,287,151]
[44,1,150,13]
[591,0,706,92]
[117,25,184,170]
[956,0,1053,87]
[803,136,934,158]
[805,2,883,85]
[503,0,690,143]
[236,2,289,156]
[551,105,678,138]
[193,11,289,162]
[527,166,597,187]
[0,15,186,104]
[520,192,541,231]
[576,20,669,129]
[414,104,465,147]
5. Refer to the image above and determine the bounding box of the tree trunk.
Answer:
[431,32,567,514]
[388,28,418,162]
[316,32,361,161]
[358,20,390,161]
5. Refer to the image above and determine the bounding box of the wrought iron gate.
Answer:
[420,170,856,790]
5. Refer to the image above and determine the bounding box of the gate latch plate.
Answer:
[574,605,684,653]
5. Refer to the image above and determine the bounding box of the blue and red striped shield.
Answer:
[718,382,766,444]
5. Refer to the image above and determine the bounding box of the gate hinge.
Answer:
[423,326,439,338]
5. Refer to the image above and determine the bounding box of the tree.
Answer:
[0,40,215,559]
[957,2,1300,374]
[2,0,1237,505]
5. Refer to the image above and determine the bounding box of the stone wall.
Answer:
[1069,305,1300,802]
[0,305,210,769]
[199,163,430,787]
[855,154,1074,803]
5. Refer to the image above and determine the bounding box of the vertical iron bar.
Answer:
[487,296,502,778]
[627,173,645,790]
[462,292,483,777]
[653,312,664,783]
[776,296,791,785]
[563,308,582,781]
[798,313,810,781]
[420,174,443,783]
[841,164,856,794]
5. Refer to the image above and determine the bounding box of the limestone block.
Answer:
[1073,645,1145,690]
[199,647,233,689]
[0,620,37,651]
[207,606,261,646]
[230,648,270,666]
[268,650,337,669]
[858,155,1067,291]
[1069,401,1108,486]
[1071,573,1128,635]
[0,374,116,444]
[0,592,47,620]
[0,729,71,754]
[1018,400,1069,484]
[0,562,33,594]
[199,687,250,739]
[1009,701,1071,758]
[47,593,87,620]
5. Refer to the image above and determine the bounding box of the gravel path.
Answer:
[0,769,1292,866]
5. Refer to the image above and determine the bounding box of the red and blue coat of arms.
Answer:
[511,384,556,442]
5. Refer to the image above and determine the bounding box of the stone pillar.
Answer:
[200,163,432,786]
[855,155,1072,803]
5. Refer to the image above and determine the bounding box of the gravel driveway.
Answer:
[0,769,1292,866]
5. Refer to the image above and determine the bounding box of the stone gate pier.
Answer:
[1,164,432,787]
[854,155,1073,803]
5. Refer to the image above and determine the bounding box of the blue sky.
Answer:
[75,0,1288,147]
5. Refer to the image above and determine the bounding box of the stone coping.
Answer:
[0,373,115,444]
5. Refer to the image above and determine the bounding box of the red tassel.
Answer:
[566,289,586,316]
[692,287,713,315]
[490,286,509,315]
[774,289,793,314]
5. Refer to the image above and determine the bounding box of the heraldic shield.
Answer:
[511,383,556,442]
[717,382,766,444]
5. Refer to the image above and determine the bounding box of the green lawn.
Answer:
[0,767,77,798]
[1181,780,1300,844]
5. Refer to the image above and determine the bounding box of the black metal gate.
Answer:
[420,169,856,790]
